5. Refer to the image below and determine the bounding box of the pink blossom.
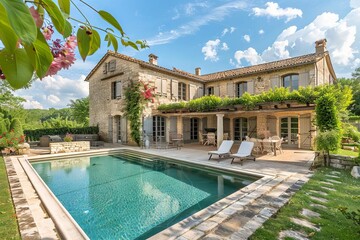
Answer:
[29,6,43,27]
[65,36,77,50]
[54,50,76,70]
[46,61,62,76]
[42,26,54,40]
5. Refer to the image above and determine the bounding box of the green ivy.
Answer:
[124,81,142,146]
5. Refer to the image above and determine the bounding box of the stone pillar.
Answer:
[112,116,117,143]
[166,117,171,142]
[298,114,301,149]
[216,113,224,148]
[275,116,280,136]
[256,114,267,138]
[310,113,316,150]
[229,117,234,140]
[177,116,183,136]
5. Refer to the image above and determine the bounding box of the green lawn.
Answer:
[0,156,20,240]
[251,167,360,240]
[331,148,358,157]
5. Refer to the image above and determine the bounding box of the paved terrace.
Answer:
[3,143,315,240]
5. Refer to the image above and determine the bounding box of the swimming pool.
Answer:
[32,150,259,239]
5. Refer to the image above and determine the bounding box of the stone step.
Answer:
[279,230,309,240]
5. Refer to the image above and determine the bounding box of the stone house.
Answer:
[85,39,336,149]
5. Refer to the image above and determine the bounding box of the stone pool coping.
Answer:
[5,147,295,239]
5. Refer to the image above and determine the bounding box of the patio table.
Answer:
[258,139,280,156]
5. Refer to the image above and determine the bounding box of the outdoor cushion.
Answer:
[208,140,234,161]
[231,141,255,165]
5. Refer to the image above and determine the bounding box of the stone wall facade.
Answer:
[49,141,90,154]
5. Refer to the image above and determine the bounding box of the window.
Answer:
[236,82,247,97]
[234,118,248,140]
[282,74,299,91]
[111,81,122,99]
[207,87,214,95]
[178,82,187,100]
[103,60,116,74]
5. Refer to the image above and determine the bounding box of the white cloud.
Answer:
[148,1,247,45]
[221,42,229,51]
[229,58,236,66]
[350,0,360,8]
[222,28,229,36]
[259,29,265,34]
[185,2,208,15]
[231,9,360,76]
[234,47,263,66]
[230,27,236,33]
[172,9,180,20]
[243,34,251,42]
[252,2,303,22]
[202,39,221,61]
[14,75,89,109]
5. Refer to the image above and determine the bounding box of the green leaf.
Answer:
[0,48,34,89]
[98,10,125,36]
[107,33,118,52]
[58,0,70,15]
[63,20,72,38]
[0,11,18,52]
[127,41,139,51]
[77,27,91,61]
[88,29,101,56]
[24,29,53,78]
[0,0,37,44]
[42,0,66,35]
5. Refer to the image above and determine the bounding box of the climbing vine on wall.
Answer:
[124,81,156,146]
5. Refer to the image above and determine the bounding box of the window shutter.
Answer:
[161,79,167,97]
[171,80,178,100]
[116,81,122,98]
[197,86,203,98]
[247,80,254,94]
[109,60,116,72]
[155,78,161,94]
[214,86,220,96]
[270,76,280,89]
[227,82,234,97]
[189,84,196,99]
[299,72,309,87]
[103,63,108,74]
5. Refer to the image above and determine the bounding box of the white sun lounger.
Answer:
[230,141,255,165]
[208,140,234,161]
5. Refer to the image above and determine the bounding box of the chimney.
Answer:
[315,39,327,54]
[195,67,201,76]
[148,54,158,65]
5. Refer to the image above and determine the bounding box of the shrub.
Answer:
[187,95,222,112]
[0,120,7,134]
[63,133,73,142]
[316,130,341,165]
[315,93,340,132]
[343,123,360,142]
[24,126,99,141]
[0,130,26,151]
[9,118,23,136]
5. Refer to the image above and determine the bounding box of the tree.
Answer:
[68,97,89,126]
[0,82,26,123]
[9,118,23,136]
[0,0,147,89]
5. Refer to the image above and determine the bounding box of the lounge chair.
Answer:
[230,141,255,165]
[208,140,234,161]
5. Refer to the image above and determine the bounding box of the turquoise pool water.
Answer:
[32,150,259,239]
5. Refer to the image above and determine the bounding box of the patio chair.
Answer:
[205,132,216,146]
[249,138,262,154]
[208,140,234,161]
[262,138,273,154]
[223,132,229,140]
[271,136,283,154]
[231,141,255,165]
[198,131,205,145]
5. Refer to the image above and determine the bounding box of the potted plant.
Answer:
[64,133,73,142]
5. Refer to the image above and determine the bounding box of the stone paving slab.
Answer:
[330,171,341,175]
[301,208,321,218]
[310,203,328,209]
[309,190,328,196]
[325,174,341,179]
[320,186,336,191]
[290,217,321,231]
[326,179,342,184]
[321,181,334,186]
[310,196,328,203]
[279,230,309,240]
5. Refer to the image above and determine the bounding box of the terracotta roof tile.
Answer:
[200,52,325,81]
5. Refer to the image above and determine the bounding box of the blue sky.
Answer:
[15,0,360,109]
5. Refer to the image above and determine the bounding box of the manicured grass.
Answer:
[0,156,20,240]
[331,148,358,157]
[251,167,360,240]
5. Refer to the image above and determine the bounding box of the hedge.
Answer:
[24,126,99,141]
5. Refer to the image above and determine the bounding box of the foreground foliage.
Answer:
[24,126,98,141]
[251,168,360,240]
[0,156,20,240]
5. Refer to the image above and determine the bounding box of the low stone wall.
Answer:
[50,141,90,154]
[329,154,359,169]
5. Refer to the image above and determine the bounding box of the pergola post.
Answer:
[216,113,224,148]
[177,116,183,136]
[229,117,234,140]
[166,117,171,142]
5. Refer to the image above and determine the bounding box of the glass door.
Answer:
[153,116,165,141]
[234,118,248,141]
[280,117,298,147]
[190,118,198,140]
